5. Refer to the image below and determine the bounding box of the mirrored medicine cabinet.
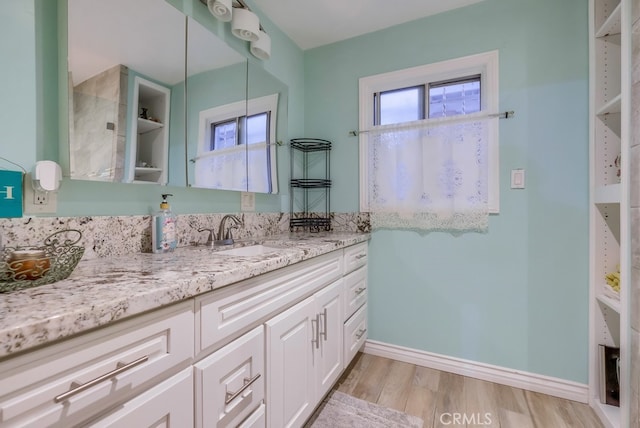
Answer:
[64,0,286,193]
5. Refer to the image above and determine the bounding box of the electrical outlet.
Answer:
[34,190,48,205]
[23,174,57,214]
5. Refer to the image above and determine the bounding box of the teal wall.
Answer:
[304,0,589,382]
[1,0,37,168]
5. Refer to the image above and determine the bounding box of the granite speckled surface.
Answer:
[0,212,370,259]
[0,232,369,359]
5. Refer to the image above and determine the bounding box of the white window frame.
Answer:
[358,50,500,213]
[197,93,279,193]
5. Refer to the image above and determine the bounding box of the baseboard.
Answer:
[363,340,589,403]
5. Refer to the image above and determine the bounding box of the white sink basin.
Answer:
[215,244,280,257]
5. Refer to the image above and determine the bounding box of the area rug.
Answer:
[305,390,424,428]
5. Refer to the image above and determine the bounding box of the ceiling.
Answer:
[256,0,485,50]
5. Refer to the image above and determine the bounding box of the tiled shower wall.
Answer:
[71,64,128,182]
[0,212,370,260]
[631,0,639,422]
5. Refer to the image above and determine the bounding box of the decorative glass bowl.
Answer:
[0,229,84,293]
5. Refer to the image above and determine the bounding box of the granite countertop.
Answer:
[0,232,369,359]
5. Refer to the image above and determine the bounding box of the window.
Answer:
[374,75,481,124]
[428,75,481,118]
[195,94,278,193]
[211,119,238,150]
[359,51,499,218]
[210,112,271,150]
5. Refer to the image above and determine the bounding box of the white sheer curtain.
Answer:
[194,145,246,191]
[366,113,495,233]
[247,142,270,193]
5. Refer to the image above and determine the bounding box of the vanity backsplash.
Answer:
[0,212,370,260]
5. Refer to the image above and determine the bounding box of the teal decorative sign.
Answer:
[0,170,23,218]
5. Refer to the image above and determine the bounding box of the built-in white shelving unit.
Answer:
[589,0,630,426]
[127,77,171,185]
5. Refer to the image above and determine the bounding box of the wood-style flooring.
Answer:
[334,352,604,428]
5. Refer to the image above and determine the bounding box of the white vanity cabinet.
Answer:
[194,325,265,428]
[343,263,367,320]
[84,367,194,427]
[195,251,344,356]
[0,239,370,428]
[344,303,368,364]
[0,301,194,428]
[265,278,343,428]
[342,242,369,365]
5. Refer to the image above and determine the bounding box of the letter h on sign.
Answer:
[0,170,23,218]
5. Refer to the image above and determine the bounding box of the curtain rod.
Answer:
[348,110,515,137]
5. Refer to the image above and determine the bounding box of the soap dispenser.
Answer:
[152,194,177,253]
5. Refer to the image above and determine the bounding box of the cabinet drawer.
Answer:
[343,266,367,320]
[344,303,367,365]
[343,242,368,275]
[238,402,266,428]
[194,325,264,428]
[86,368,193,427]
[0,301,194,428]
[196,251,343,355]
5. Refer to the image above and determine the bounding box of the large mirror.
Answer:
[67,0,186,185]
[66,0,287,193]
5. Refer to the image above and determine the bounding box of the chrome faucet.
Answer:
[215,215,242,246]
[197,228,216,247]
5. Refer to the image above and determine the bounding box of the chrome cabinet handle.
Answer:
[311,316,319,349]
[355,287,366,295]
[225,373,261,405]
[54,355,149,403]
[319,308,328,341]
[355,328,367,340]
[355,253,367,260]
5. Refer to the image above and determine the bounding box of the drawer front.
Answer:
[238,402,266,428]
[0,301,194,428]
[86,368,194,427]
[343,266,367,320]
[196,251,343,355]
[343,304,367,365]
[343,242,368,275]
[194,325,264,428]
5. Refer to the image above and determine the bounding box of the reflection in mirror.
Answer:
[246,61,288,193]
[67,0,186,185]
[186,16,247,191]
[186,18,287,194]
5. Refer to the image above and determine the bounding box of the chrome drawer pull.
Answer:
[355,328,367,340]
[355,253,366,260]
[225,373,261,405]
[355,287,366,295]
[54,355,149,403]
[319,308,328,341]
[311,316,320,349]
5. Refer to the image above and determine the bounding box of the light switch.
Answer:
[241,192,255,211]
[511,169,525,189]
